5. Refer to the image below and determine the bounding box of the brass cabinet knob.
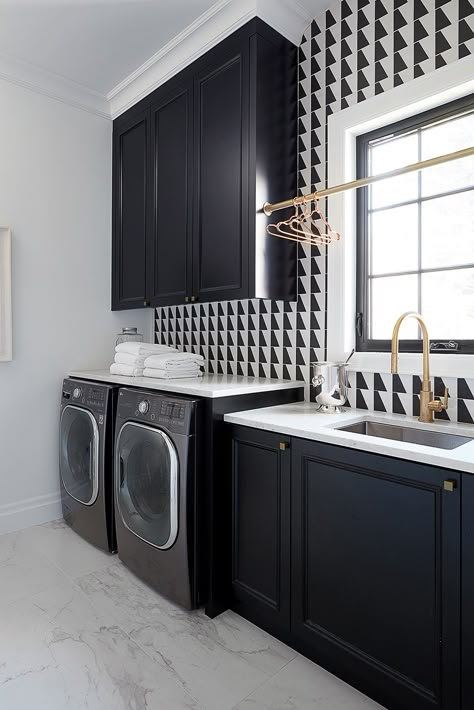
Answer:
[190,296,197,303]
[185,296,190,303]
[143,300,150,307]
[279,442,290,451]
[443,480,457,492]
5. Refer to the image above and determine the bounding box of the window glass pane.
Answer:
[370,204,418,275]
[369,133,418,209]
[421,112,474,197]
[421,190,474,269]
[370,275,419,340]
[422,268,474,340]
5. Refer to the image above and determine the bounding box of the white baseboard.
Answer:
[0,491,62,535]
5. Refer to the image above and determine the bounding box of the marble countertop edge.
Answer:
[69,370,305,399]
[224,402,474,474]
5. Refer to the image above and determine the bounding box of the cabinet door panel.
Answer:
[149,83,193,306]
[231,426,290,635]
[292,440,460,710]
[193,43,249,302]
[462,474,474,710]
[112,110,149,310]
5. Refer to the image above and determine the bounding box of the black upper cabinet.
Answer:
[149,78,193,306]
[112,109,150,310]
[193,38,249,302]
[112,19,297,310]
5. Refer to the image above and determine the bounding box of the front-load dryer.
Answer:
[59,378,118,552]
[114,388,205,609]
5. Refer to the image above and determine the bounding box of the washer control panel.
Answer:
[118,389,196,435]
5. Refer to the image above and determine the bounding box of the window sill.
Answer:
[350,352,474,378]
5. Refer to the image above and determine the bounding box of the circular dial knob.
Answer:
[73,387,82,399]
[138,400,150,415]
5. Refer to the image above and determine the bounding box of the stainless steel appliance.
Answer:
[114,388,205,610]
[59,378,118,552]
[311,362,349,414]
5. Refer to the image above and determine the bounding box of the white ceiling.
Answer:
[0,0,219,95]
[0,0,326,116]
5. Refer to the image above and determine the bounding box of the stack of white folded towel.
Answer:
[110,342,204,379]
[143,351,204,379]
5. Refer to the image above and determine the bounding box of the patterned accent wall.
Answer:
[156,0,474,422]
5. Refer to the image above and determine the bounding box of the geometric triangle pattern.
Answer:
[155,0,472,409]
[344,371,472,422]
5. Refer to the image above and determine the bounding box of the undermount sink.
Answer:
[335,420,473,450]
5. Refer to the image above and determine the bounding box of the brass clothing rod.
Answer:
[263,146,474,216]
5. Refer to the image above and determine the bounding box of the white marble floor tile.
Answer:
[0,581,202,710]
[0,522,387,710]
[77,564,296,710]
[233,655,386,710]
[0,529,70,605]
[18,519,118,579]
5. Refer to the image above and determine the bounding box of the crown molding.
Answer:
[109,0,312,119]
[0,51,110,119]
[257,0,312,44]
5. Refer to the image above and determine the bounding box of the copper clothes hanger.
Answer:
[266,197,340,247]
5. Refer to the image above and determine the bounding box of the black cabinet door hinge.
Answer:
[356,312,364,338]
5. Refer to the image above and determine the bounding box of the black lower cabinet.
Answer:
[461,474,474,710]
[291,439,460,710]
[230,427,462,710]
[231,427,291,636]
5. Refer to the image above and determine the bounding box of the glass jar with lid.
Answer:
[116,327,144,347]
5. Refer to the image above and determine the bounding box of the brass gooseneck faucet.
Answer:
[391,312,449,424]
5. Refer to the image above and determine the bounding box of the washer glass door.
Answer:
[116,423,179,550]
[60,405,99,505]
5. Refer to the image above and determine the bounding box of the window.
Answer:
[356,94,474,354]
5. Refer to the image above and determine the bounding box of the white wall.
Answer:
[0,80,152,534]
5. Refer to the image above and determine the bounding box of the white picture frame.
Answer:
[0,227,12,361]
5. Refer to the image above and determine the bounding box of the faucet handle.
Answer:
[428,386,449,413]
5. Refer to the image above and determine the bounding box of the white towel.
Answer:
[144,352,205,370]
[143,368,204,380]
[115,352,147,367]
[115,342,178,358]
[110,363,145,377]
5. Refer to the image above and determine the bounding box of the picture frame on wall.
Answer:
[0,227,12,361]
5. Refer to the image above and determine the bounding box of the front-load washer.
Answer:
[114,387,205,609]
[59,378,118,552]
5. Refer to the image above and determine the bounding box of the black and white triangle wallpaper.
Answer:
[156,0,474,425]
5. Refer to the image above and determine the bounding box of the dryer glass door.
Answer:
[116,423,178,550]
[60,405,99,505]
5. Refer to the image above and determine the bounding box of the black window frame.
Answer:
[356,93,474,354]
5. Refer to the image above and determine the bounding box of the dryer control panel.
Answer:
[61,378,111,414]
[117,388,198,436]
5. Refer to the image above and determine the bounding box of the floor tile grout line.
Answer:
[230,654,298,708]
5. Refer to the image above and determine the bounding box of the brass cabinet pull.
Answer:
[280,442,290,451]
[443,480,457,492]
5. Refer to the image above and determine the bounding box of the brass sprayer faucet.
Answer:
[391,312,449,424]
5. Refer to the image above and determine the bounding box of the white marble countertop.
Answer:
[69,370,304,399]
[224,402,474,474]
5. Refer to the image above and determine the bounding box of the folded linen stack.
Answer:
[110,342,178,377]
[143,351,205,379]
